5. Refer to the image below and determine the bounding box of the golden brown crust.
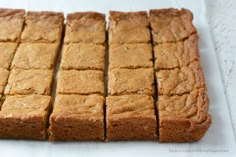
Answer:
[0,43,18,69]
[67,12,105,21]
[150,8,197,44]
[109,11,147,21]
[157,89,211,142]
[0,68,9,94]
[106,95,157,140]
[0,8,24,17]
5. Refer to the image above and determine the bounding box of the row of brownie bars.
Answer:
[0,8,211,142]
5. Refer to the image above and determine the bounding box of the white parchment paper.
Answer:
[0,0,235,157]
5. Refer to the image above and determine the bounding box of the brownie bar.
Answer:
[109,44,153,69]
[49,94,104,141]
[64,12,105,44]
[0,42,18,69]
[4,69,53,95]
[154,34,199,70]
[0,68,9,94]
[57,70,104,95]
[150,8,196,44]
[0,95,51,140]
[157,89,211,142]
[61,43,105,70]
[157,61,206,96]
[0,8,25,42]
[21,11,64,43]
[106,95,157,140]
[109,11,150,44]
[11,43,59,70]
[108,68,154,96]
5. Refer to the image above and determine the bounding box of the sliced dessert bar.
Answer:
[109,44,153,69]
[64,12,105,44]
[21,11,64,43]
[0,42,18,69]
[0,68,9,94]
[106,95,157,140]
[109,11,150,44]
[61,43,105,70]
[49,94,104,141]
[0,95,51,140]
[4,69,53,95]
[57,70,104,95]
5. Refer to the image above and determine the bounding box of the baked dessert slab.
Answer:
[157,89,211,142]
[49,94,104,141]
[4,69,53,95]
[109,11,150,44]
[154,34,199,70]
[21,11,64,43]
[106,95,157,140]
[61,43,105,70]
[109,44,153,69]
[11,43,59,70]
[0,42,18,69]
[57,70,104,95]
[64,12,105,44]
[157,61,206,96]
[108,68,154,96]
[0,8,25,42]
[0,95,51,140]
[149,8,196,44]
[0,68,9,94]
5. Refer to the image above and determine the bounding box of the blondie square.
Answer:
[0,95,51,140]
[154,34,199,70]
[64,12,105,44]
[157,89,211,142]
[150,9,196,44]
[109,11,150,44]
[49,94,104,141]
[108,68,154,96]
[157,61,206,96]
[61,43,105,70]
[106,95,157,140]
[57,70,104,95]
[21,11,64,43]
[4,69,53,95]
[0,68,9,94]
[0,9,25,42]
[11,43,59,70]
[0,42,18,69]
[109,44,153,69]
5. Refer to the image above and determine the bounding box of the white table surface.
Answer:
[206,0,236,139]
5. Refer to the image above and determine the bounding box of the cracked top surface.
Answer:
[51,94,104,120]
[106,95,155,118]
[108,68,154,96]
[150,8,196,44]
[109,44,153,69]
[61,43,105,70]
[157,61,206,96]
[109,11,150,44]
[0,68,9,94]
[0,95,51,120]
[57,70,104,95]
[154,34,199,70]
[64,12,105,44]
[0,9,25,42]
[0,42,18,69]
[4,69,53,95]
[158,89,210,128]
[11,43,59,70]
[21,11,64,43]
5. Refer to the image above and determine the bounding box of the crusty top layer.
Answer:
[64,12,105,44]
[0,42,18,69]
[154,34,199,70]
[106,95,155,118]
[150,8,196,44]
[51,94,104,119]
[21,11,64,43]
[109,11,150,44]
[0,8,24,17]
[0,68,9,94]
[157,61,206,96]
